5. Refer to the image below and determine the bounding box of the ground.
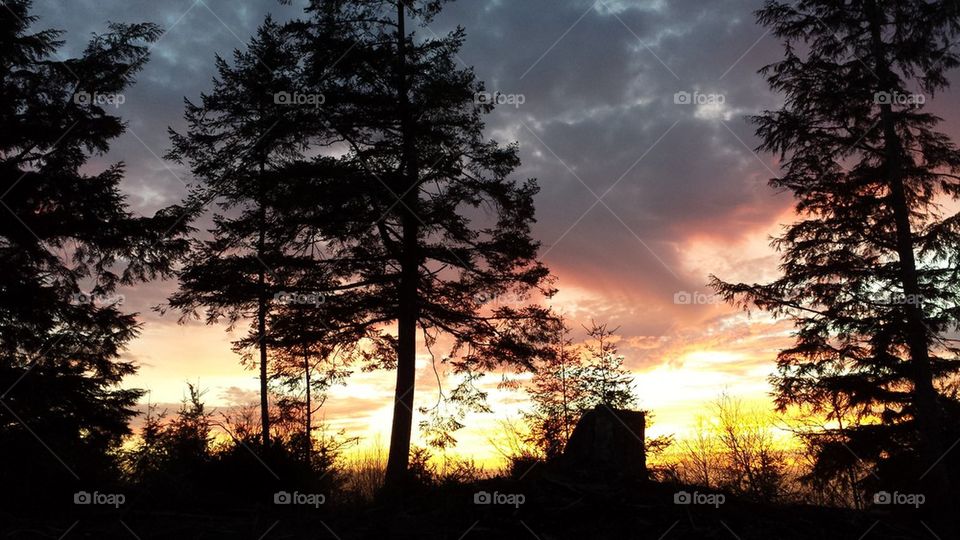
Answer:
[1,475,936,539]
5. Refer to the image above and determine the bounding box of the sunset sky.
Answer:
[33,0,960,464]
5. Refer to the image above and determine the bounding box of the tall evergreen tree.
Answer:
[165,17,314,448]
[712,0,960,526]
[289,0,554,489]
[0,0,188,497]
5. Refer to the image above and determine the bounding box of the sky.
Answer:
[28,0,960,464]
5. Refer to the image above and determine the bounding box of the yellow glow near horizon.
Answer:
[125,309,797,469]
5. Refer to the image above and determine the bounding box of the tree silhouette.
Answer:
[267,310,356,463]
[288,0,555,489]
[0,0,188,496]
[165,17,313,448]
[524,316,584,458]
[580,321,635,410]
[712,0,960,527]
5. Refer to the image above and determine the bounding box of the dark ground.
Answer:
[0,474,939,540]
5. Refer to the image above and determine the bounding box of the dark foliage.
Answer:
[281,0,556,487]
[711,0,960,526]
[0,0,189,506]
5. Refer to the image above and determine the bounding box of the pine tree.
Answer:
[289,0,555,489]
[712,0,960,526]
[165,17,313,448]
[524,316,585,459]
[0,0,188,497]
[579,321,636,410]
[267,311,355,462]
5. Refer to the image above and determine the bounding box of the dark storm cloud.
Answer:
[428,0,794,332]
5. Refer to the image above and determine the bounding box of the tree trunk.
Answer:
[305,347,312,464]
[384,0,420,492]
[864,0,953,527]
[257,165,271,449]
[560,329,570,445]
